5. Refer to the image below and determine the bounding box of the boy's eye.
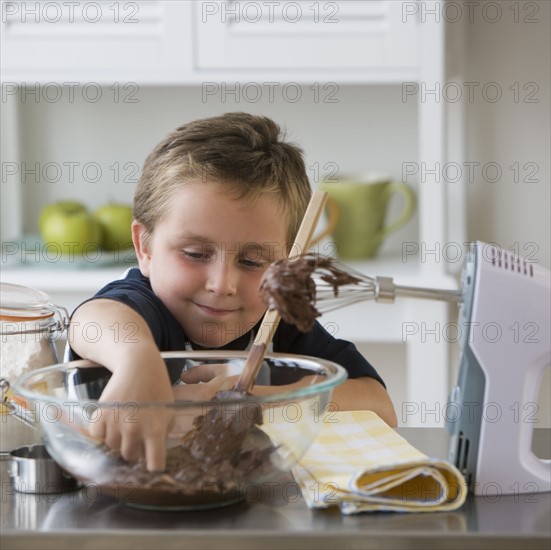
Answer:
[183,250,211,261]
[239,258,265,269]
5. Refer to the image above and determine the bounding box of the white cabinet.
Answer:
[195,1,418,76]
[2,1,421,83]
[1,1,193,83]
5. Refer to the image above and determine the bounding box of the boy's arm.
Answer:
[253,378,397,426]
[330,378,397,427]
[249,377,396,426]
[179,367,398,427]
[70,298,174,471]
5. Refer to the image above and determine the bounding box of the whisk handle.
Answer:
[386,277,463,304]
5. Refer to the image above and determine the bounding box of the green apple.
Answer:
[39,200,88,234]
[93,203,134,251]
[40,206,102,255]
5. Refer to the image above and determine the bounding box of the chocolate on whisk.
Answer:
[261,253,465,334]
[259,254,363,332]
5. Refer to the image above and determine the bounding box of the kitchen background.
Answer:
[1,1,549,426]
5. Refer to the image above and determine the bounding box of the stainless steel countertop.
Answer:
[1,428,550,550]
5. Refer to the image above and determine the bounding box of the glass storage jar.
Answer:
[0,282,69,454]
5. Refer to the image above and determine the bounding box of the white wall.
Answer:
[465,0,550,270]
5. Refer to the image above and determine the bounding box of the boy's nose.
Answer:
[205,261,238,296]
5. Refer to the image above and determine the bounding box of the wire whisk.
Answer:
[259,254,463,332]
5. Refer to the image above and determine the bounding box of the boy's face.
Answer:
[133,181,288,348]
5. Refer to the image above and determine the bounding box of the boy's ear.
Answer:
[132,221,152,276]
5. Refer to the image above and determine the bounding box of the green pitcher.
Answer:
[319,180,415,259]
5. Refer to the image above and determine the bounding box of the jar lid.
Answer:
[0,282,56,321]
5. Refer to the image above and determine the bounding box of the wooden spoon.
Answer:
[215,189,329,399]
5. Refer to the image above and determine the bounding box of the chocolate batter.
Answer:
[259,254,361,332]
[101,403,275,507]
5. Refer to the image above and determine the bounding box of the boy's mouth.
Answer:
[194,303,238,316]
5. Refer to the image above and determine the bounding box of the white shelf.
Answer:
[0,264,132,292]
[0,253,460,343]
[0,252,460,293]
[0,264,134,315]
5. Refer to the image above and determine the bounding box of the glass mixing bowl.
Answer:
[10,351,347,510]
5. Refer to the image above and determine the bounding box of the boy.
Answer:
[69,113,397,471]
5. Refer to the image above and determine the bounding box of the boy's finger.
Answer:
[104,427,122,452]
[205,374,235,392]
[89,416,106,442]
[144,435,166,472]
[120,434,143,463]
[180,363,222,383]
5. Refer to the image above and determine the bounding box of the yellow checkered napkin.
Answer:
[292,411,467,514]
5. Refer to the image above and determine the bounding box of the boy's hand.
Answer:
[89,360,175,472]
[179,362,236,383]
[70,300,176,472]
[175,364,240,401]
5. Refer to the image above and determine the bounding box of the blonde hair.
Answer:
[134,112,312,249]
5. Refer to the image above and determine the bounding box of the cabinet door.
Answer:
[195,0,418,72]
[1,1,192,82]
